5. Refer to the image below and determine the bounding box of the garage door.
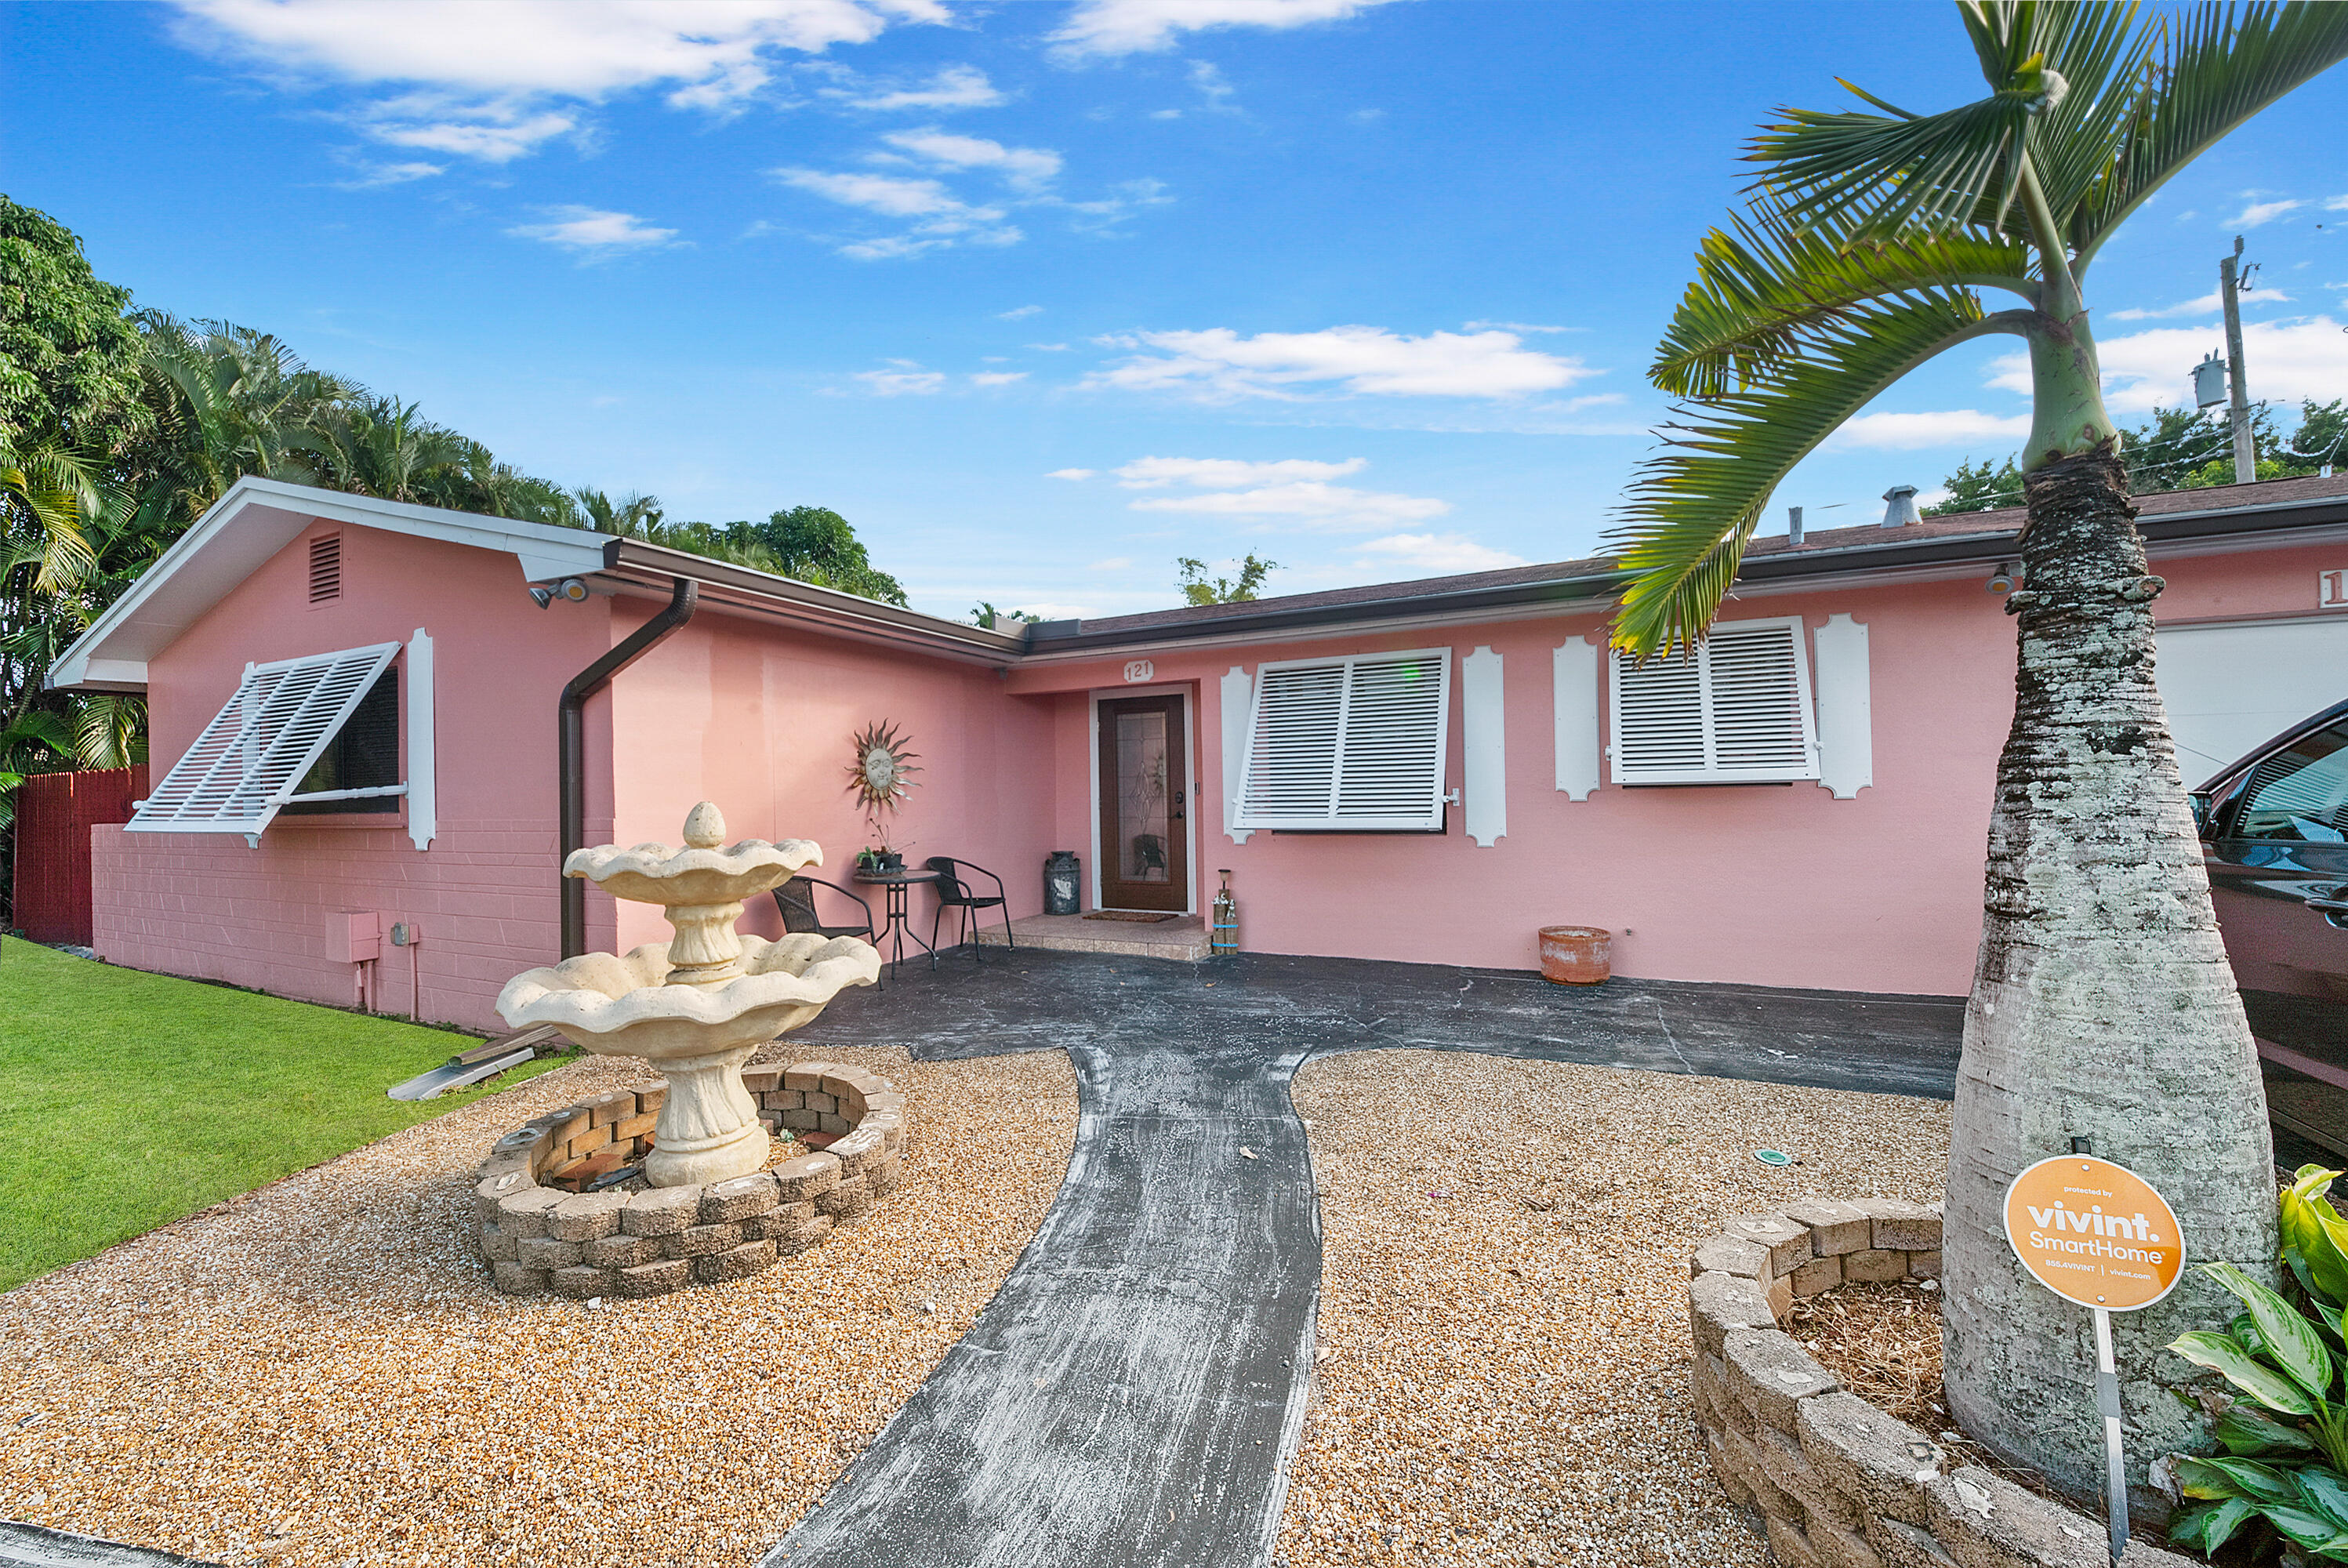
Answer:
[2157,617,2348,786]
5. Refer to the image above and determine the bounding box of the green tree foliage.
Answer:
[970,601,1040,627]
[1929,398,2348,513]
[696,506,909,604]
[0,198,143,456]
[1177,554,1279,606]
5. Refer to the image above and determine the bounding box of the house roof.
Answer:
[50,471,2348,693]
[1018,470,2348,658]
[48,477,1027,693]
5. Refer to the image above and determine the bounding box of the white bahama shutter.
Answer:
[1609,617,1818,785]
[1235,648,1451,831]
[128,641,405,839]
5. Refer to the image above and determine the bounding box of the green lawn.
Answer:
[0,937,565,1290]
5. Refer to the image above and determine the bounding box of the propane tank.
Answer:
[1211,868,1239,955]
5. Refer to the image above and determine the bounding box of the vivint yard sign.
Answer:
[2002,1155,2186,1562]
[2005,1156,2185,1310]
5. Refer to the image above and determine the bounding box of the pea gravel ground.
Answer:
[1274,1049,1951,1568]
[0,1044,1078,1568]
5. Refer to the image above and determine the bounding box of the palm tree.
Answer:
[127,314,355,528]
[1607,0,2348,1504]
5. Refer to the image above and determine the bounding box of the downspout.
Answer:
[559,575,698,958]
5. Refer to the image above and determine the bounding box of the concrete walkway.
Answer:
[764,951,1962,1568]
[0,953,1961,1568]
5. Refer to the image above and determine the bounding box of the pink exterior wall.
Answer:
[93,521,619,1030]
[1007,543,2332,998]
[601,604,1061,956]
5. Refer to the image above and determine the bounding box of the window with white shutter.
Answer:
[128,641,407,840]
[1233,648,1451,831]
[1609,617,1819,785]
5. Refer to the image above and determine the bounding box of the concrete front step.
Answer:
[976,912,1210,961]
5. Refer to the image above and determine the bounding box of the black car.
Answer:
[2193,699,2348,1163]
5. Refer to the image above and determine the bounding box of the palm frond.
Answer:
[2073,2,2348,268]
[1655,200,2033,398]
[1609,297,2030,658]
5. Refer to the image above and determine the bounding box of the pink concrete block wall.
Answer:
[1009,542,2312,997]
[95,519,618,1030]
[604,605,1063,954]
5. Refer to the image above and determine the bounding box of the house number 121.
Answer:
[1123,659,1156,683]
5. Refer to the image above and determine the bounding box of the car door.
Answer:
[2202,709,2348,1159]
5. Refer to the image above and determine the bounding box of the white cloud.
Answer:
[1029,342,1072,351]
[2328,196,2348,212]
[172,0,949,165]
[506,205,678,252]
[1112,456,1366,488]
[1088,556,1132,569]
[1129,481,1450,529]
[1353,532,1527,575]
[824,64,1004,111]
[773,165,1019,256]
[331,158,445,188]
[2233,197,2304,227]
[172,0,942,99]
[971,371,1029,387]
[1463,319,1578,334]
[1831,410,2033,450]
[1989,315,2348,413]
[998,304,1044,320]
[364,102,579,162]
[2110,287,2294,321]
[1050,0,1401,59]
[854,368,949,395]
[1087,325,1594,401]
[881,128,1062,192]
[1047,468,1097,481]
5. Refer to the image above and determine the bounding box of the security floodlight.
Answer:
[2192,350,2230,411]
[1987,562,2018,596]
[530,578,590,608]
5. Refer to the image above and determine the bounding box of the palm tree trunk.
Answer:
[1940,445,2277,1513]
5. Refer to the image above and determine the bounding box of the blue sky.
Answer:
[8,0,2348,620]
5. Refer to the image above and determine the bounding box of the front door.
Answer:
[1097,695,1188,912]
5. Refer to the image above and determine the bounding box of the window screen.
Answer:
[1233,648,1451,831]
[1609,617,1819,785]
[278,667,400,815]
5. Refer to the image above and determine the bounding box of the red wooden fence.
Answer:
[12,766,148,946]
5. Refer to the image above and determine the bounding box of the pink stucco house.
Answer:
[47,472,2348,1033]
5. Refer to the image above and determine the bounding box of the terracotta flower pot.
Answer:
[1538,925,1612,985]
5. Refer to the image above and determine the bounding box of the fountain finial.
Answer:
[683,800,726,849]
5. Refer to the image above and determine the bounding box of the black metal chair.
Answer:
[775,875,882,985]
[925,856,1012,962]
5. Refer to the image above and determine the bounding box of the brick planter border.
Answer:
[469,1060,905,1299]
[1686,1200,2190,1568]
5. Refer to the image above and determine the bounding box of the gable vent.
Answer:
[308,535,343,604]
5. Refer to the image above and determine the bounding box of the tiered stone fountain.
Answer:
[470,803,895,1298]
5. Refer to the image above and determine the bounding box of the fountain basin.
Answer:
[499,933,880,1185]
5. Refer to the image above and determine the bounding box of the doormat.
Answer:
[1083,910,1178,923]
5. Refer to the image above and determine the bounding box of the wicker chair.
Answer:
[925,856,1012,963]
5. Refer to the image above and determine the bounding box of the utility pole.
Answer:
[2219,235,2256,485]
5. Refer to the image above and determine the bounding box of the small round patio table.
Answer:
[851,867,940,975]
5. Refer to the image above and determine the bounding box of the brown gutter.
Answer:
[560,575,697,958]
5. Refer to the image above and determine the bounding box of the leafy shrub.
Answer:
[2165,1167,2348,1559]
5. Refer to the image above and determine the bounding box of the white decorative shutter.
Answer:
[1552,637,1599,801]
[1462,646,1505,846]
[129,641,404,837]
[1811,614,1872,800]
[1609,618,1817,785]
[1235,648,1450,830]
[1220,666,1254,844]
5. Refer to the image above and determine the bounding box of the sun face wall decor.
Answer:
[847,720,920,858]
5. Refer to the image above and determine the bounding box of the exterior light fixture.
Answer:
[1987,562,2020,595]
[530,578,590,608]
[2192,350,2229,411]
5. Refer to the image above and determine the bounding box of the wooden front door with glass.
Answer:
[1097,695,1188,913]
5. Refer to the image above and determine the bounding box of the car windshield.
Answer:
[2231,720,2348,843]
